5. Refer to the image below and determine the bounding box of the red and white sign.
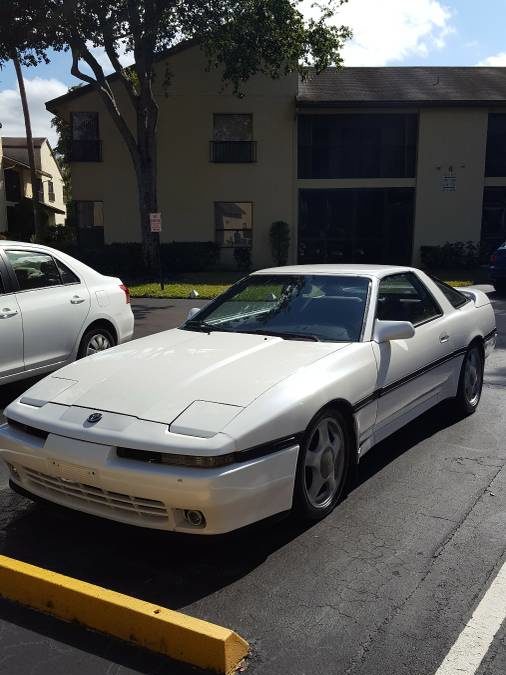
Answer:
[149,212,162,233]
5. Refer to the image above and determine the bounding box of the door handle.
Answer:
[70,296,86,305]
[0,308,19,319]
[439,333,450,344]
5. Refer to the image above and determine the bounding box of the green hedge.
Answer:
[53,241,220,280]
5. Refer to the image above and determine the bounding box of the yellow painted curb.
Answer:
[0,555,248,674]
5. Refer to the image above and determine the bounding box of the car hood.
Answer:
[35,329,351,425]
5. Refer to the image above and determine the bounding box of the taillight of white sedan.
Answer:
[0,240,134,385]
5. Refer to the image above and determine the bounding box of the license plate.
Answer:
[48,459,98,484]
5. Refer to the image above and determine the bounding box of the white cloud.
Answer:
[302,0,454,66]
[476,52,506,67]
[0,77,67,146]
[84,40,132,76]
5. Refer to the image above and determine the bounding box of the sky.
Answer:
[1,0,506,146]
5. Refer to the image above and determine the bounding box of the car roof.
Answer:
[0,240,55,251]
[252,264,416,278]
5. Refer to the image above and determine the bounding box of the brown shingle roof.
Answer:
[2,137,46,147]
[297,67,506,106]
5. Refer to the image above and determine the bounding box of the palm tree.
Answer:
[12,51,41,241]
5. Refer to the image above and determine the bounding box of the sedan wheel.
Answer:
[86,333,112,356]
[294,409,351,521]
[78,327,116,359]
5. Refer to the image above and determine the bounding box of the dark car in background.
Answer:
[490,243,506,293]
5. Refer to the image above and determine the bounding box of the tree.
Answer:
[1,0,351,267]
[270,220,291,266]
[0,3,50,241]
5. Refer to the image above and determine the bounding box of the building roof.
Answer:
[297,67,506,107]
[2,154,51,177]
[2,137,46,148]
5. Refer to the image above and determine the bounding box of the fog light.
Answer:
[184,510,206,527]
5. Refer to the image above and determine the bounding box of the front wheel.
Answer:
[293,408,351,522]
[77,326,116,359]
[454,344,484,415]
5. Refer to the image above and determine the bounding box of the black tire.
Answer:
[493,281,506,295]
[293,407,352,522]
[77,326,116,359]
[454,343,484,416]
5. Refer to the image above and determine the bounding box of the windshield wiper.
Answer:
[185,320,229,333]
[238,329,320,342]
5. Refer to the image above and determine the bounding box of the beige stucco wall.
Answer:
[56,45,297,268]
[412,108,491,263]
[0,139,7,232]
[39,140,67,226]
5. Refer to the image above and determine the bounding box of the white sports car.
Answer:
[0,265,496,534]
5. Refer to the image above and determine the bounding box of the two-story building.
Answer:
[0,136,66,237]
[45,43,506,267]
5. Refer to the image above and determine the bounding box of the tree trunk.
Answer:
[12,53,42,242]
[135,88,160,273]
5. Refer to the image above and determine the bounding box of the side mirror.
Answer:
[187,307,201,321]
[373,320,415,343]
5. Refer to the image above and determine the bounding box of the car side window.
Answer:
[6,250,62,291]
[55,258,80,285]
[431,277,469,309]
[377,273,442,326]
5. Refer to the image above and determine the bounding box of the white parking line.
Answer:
[434,560,506,675]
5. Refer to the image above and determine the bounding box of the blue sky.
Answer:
[1,0,506,143]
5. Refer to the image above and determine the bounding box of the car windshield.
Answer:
[184,274,371,342]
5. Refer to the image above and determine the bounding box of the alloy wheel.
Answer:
[86,333,112,356]
[463,347,483,407]
[304,416,346,509]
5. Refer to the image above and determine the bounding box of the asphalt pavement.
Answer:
[0,296,505,675]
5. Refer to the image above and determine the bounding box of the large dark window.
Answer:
[210,114,256,163]
[298,188,415,265]
[298,114,418,179]
[71,112,101,162]
[4,168,22,202]
[74,200,104,246]
[486,114,506,176]
[482,187,506,248]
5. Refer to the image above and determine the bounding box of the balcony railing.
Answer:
[210,141,257,163]
[70,139,102,162]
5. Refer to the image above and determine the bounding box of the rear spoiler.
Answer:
[460,285,494,307]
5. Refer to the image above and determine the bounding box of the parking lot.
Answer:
[0,295,505,675]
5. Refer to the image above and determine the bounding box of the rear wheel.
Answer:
[78,326,116,359]
[293,408,351,521]
[454,343,484,415]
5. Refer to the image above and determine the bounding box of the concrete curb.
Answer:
[0,555,248,674]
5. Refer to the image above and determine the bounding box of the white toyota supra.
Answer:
[0,265,496,534]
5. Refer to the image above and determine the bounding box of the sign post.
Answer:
[149,213,164,290]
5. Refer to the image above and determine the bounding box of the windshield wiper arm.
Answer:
[185,320,228,333]
[239,329,320,342]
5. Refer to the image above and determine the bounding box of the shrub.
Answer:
[269,220,291,266]
[233,246,251,272]
[52,241,220,280]
[420,241,480,270]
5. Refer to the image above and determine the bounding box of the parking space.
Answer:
[0,296,505,674]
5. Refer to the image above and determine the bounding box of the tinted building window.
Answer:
[215,202,252,248]
[482,187,506,248]
[298,188,415,265]
[298,114,418,179]
[71,112,101,161]
[486,114,506,177]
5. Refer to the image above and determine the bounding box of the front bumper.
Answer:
[0,423,298,535]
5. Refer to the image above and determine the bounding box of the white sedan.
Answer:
[0,240,134,385]
[0,265,496,534]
